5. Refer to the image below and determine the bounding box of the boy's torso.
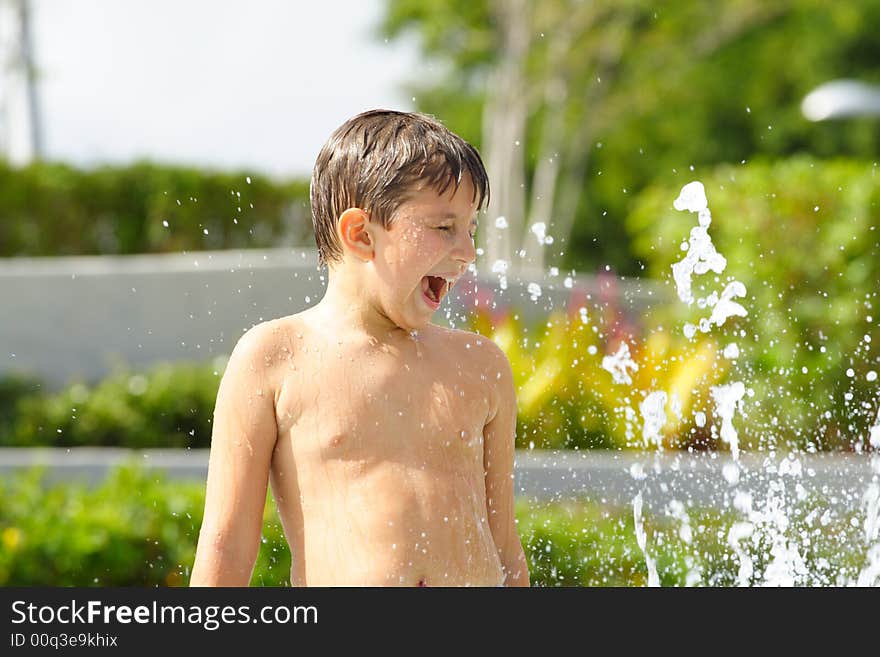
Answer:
[265,310,504,586]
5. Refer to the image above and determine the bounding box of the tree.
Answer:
[0,0,43,165]
[380,0,880,276]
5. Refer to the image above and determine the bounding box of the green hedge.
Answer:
[0,373,44,443]
[627,156,880,452]
[0,160,312,256]
[0,466,287,586]
[0,465,868,586]
[1,359,225,448]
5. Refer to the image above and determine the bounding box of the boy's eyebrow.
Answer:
[432,212,479,225]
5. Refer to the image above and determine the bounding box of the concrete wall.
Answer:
[0,248,665,390]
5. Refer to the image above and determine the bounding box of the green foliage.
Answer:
[3,359,225,448]
[0,465,867,586]
[0,160,311,256]
[381,0,880,275]
[0,465,288,586]
[518,499,679,586]
[517,493,866,586]
[0,373,44,441]
[627,156,880,451]
[467,303,728,451]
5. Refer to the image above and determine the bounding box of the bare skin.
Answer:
[191,176,530,587]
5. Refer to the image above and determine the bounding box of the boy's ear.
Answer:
[337,208,374,262]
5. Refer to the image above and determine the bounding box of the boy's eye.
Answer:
[435,225,476,238]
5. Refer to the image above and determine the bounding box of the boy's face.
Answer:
[369,175,479,332]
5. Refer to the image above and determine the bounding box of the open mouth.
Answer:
[421,275,449,306]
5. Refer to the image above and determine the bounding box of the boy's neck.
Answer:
[311,266,415,344]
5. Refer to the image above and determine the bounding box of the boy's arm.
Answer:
[482,341,530,587]
[190,323,279,586]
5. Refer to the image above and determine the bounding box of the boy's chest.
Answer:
[275,340,492,464]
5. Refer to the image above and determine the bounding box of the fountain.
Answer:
[446,178,880,587]
[632,182,878,586]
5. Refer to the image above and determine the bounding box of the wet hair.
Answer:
[309,109,490,268]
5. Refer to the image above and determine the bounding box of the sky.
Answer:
[29,0,420,180]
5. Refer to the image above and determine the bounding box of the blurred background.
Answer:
[1,0,879,587]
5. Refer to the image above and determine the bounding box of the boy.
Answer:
[190,109,530,587]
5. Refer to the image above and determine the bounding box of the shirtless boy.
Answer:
[190,109,530,587]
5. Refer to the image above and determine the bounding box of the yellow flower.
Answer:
[1,527,23,551]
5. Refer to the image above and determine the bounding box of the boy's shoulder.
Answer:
[223,316,298,387]
[428,322,489,344]
[430,325,515,426]
[236,316,510,366]
[230,317,289,356]
[429,324,512,374]
[236,312,510,365]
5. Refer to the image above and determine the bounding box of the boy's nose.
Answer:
[452,230,477,265]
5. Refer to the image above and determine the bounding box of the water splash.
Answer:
[602,341,638,385]
[727,521,754,587]
[640,391,668,449]
[671,182,726,306]
[632,492,660,587]
[711,382,746,461]
[707,281,748,330]
[612,180,880,586]
[671,182,748,341]
[856,459,880,586]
